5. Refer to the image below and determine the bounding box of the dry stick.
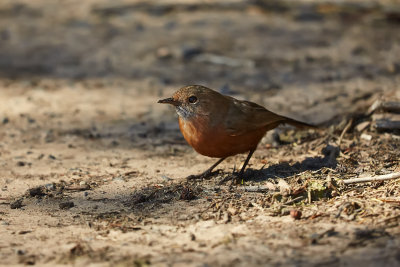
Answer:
[239,186,269,192]
[284,196,305,205]
[375,119,400,131]
[338,118,353,148]
[381,101,400,113]
[343,172,400,184]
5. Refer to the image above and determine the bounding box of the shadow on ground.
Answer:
[243,144,339,182]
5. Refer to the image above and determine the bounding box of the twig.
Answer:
[375,119,400,131]
[378,199,400,204]
[338,118,353,148]
[238,186,269,192]
[284,196,305,205]
[381,101,400,113]
[343,172,400,184]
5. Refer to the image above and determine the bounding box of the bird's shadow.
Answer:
[238,144,340,182]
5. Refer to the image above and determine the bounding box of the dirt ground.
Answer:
[1,0,400,266]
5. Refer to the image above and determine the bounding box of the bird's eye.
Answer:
[188,96,198,104]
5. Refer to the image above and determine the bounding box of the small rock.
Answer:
[156,47,172,59]
[59,202,74,210]
[190,233,196,241]
[16,161,26,167]
[17,249,26,256]
[48,154,56,160]
[44,183,55,190]
[10,198,24,209]
[290,209,302,220]
[361,133,372,141]
[2,117,9,124]
[29,186,46,197]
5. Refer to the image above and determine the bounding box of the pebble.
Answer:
[290,209,302,220]
[44,183,55,190]
[29,186,46,197]
[156,47,172,59]
[16,249,26,256]
[10,199,24,209]
[361,133,372,141]
[16,161,26,167]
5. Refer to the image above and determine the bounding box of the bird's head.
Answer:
[158,85,223,119]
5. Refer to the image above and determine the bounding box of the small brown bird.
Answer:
[158,85,314,179]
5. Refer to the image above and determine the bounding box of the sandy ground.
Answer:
[0,0,400,266]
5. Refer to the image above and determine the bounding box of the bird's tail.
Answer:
[284,117,317,129]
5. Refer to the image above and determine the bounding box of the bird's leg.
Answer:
[219,148,256,185]
[187,157,227,180]
[238,148,256,177]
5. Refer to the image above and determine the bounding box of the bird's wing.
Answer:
[224,97,286,136]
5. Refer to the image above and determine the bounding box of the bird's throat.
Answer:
[175,106,195,119]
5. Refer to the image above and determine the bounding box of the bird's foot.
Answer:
[186,170,220,180]
[218,172,245,186]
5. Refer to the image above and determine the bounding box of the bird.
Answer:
[158,85,315,180]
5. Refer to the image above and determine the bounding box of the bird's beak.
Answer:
[158,97,181,106]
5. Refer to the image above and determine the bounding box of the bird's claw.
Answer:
[218,173,244,185]
[186,170,219,180]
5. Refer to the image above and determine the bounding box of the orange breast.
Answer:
[179,116,267,158]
